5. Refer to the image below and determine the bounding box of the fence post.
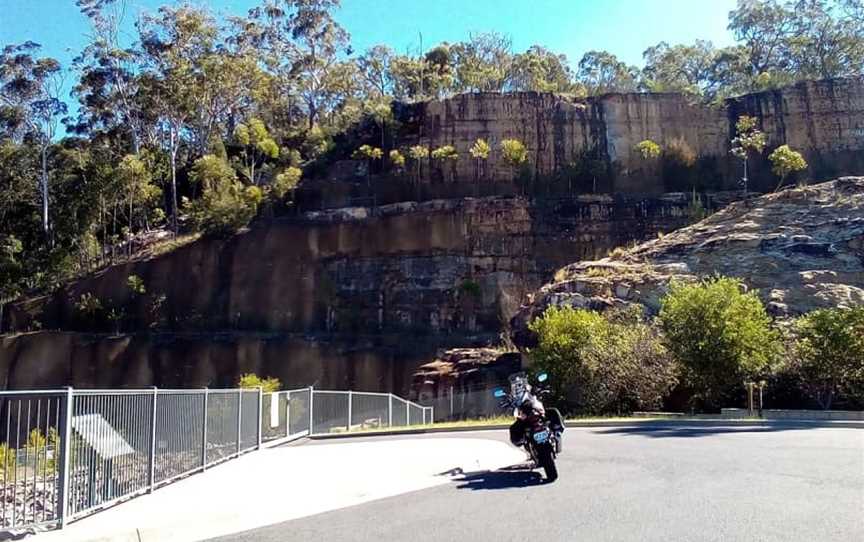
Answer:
[148,386,158,493]
[405,400,409,426]
[236,388,243,456]
[201,388,208,471]
[388,394,393,427]
[57,386,74,528]
[257,386,263,450]
[308,386,314,435]
[450,386,454,419]
[285,391,291,438]
[347,390,352,432]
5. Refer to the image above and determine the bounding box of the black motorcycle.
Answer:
[494,372,563,482]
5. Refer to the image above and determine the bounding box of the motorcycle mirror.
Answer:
[493,388,506,398]
[537,373,548,383]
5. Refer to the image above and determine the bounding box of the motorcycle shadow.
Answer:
[447,464,545,490]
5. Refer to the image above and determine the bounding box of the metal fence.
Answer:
[260,388,433,441]
[0,386,431,534]
[422,382,510,422]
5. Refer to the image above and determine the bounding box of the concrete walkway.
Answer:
[33,437,524,542]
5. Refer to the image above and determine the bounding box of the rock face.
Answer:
[1,193,702,392]
[6,195,703,336]
[0,331,450,393]
[406,78,864,194]
[511,177,864,347]
[411,348,520,420]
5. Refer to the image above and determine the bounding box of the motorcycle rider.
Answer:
[506,372,564,448]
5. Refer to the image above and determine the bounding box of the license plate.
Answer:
[533,430,550,444]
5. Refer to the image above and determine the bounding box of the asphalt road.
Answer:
[210,424,864,542]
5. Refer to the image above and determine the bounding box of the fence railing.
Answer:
[0,386,431,533]
[421,382,510,422]
[260,388,433,443]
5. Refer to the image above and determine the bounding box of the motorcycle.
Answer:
[494,372,563,482]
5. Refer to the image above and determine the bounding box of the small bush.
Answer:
[791,307,864,409]
[469,138,490,160]
[238,373,281,393]
[635,140,661,160]
[0,443,16,475]
[500,139,528,167]
[529,306,677,415]
[658,277,781,410]
[127,275,146,295]
[75,292,103,319]
[430,145,458,162]
[26,427,59,472]
[271,167,302,200]
[388,149,406,170]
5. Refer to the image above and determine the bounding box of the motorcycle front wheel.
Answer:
[537,442,558,482]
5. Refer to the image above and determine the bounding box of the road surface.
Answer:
[211,424,864,542]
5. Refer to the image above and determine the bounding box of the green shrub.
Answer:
[238,373,281,393]
[635,140,661,160]
[529,306,677,415]
[0,442,16,476]
[430,145,458,162]
[26,427,59,473]
[388,149,406,170]
[469,138,490,160]
[352,144,383,161]
[500,139,528,166]
[768,144,808,191]
[127,274,146,295]
[186,155,262,235]
[271,167,302,201]
[792,307,864,409]
[75,292,103,318]
[658,277,781,410]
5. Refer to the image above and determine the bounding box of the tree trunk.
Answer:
[170,129,179,236]
[40,144,49,239]
[131,129,140,155]
[774,174,786,193]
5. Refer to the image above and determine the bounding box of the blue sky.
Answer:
[1,0,737,103]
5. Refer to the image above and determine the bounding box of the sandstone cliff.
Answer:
[1,193,703,392]
[511,177,864,347]
[402,78,864,196]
